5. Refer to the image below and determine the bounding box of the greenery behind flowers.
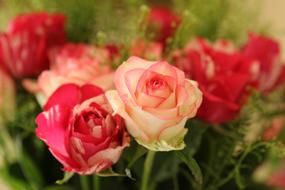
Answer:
[0,0,284,190]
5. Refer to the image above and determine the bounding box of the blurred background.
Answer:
[262,0,285,56]
[0,0,285,190]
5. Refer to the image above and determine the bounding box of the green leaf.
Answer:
[56,172,74,185]
[44,185,74,190]
[97,168,124,177]
[97,168,135,180]
[0,168,33,190]
[152,152,179,182]
[127,145,147,168]
[175,151,203,188]
[19,150,44,189]
[184,120,208,156]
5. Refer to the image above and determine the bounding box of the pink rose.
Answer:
[36,84,130,174]
[243,33,285,93]
[24,43,115,105]
[106,57,202,151]
[0,69,15,123]
[0,12,66,78]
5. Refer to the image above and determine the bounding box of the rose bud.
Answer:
[147,6,181,45]
[174,38,258,124]
[243,33,285,94]
[0,12,66,78]
[254,160,285,188]
[23,43,115,105]
[263,116,285,141]
[106,56,202,151]
[35,84,130,174]
[0,69,16,124]
[267,166,285,188]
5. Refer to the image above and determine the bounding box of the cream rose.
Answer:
[106,56,202,151]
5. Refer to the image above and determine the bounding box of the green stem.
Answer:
[80,175,89,190]
[140,151,156,190]
[93,175,100,190]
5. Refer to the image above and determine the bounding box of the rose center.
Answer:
[147,78,166,90]
[84,112,102,126]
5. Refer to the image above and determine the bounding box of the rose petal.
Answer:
[44,83,81,110]
[136,92,165,108]
[80,84,104,102]
[36,105,70,158]
[114,56,155,104]
[156,92,176,109]
[158,117,188,141]
[105,90,150,141]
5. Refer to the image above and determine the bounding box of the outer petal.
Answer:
[80,84,104,103]
[35,105,81,170]
[126,105,178,141]
[105,90,150,141]
[136,117,188,151]
[114,56,155,104]
[44,84,81,110]
[178,80,203,118]
[146,61,177,78]
[36,105,70,158]
[86,131,130,174]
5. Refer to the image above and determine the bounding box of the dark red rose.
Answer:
[147,6,180,45]
[243,33,285,93]
[174,38,257,124]
[0,12,66,78]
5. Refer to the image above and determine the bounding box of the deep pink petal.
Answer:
[44,84,81,110]
[80,84,104,103]
[35,105,71,158]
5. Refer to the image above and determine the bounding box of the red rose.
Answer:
[174,38,257,124]
[243,33,285,93]
[0,12,66,78]
[36,84,130,174]
[147,6,180,45]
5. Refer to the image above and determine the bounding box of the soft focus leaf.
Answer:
[127,145,148,168]
[175,151,203,188]
[152,152,180,184]
[0,168,33,190]
[44,185,74,190]
[19,151,44,189]
[184,120,208,156]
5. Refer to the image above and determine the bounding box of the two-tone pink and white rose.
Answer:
[36,84,130,174]
[106,57,202,151]
[24,43,115,105]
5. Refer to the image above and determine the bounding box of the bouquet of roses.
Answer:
[0,1,285,190]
